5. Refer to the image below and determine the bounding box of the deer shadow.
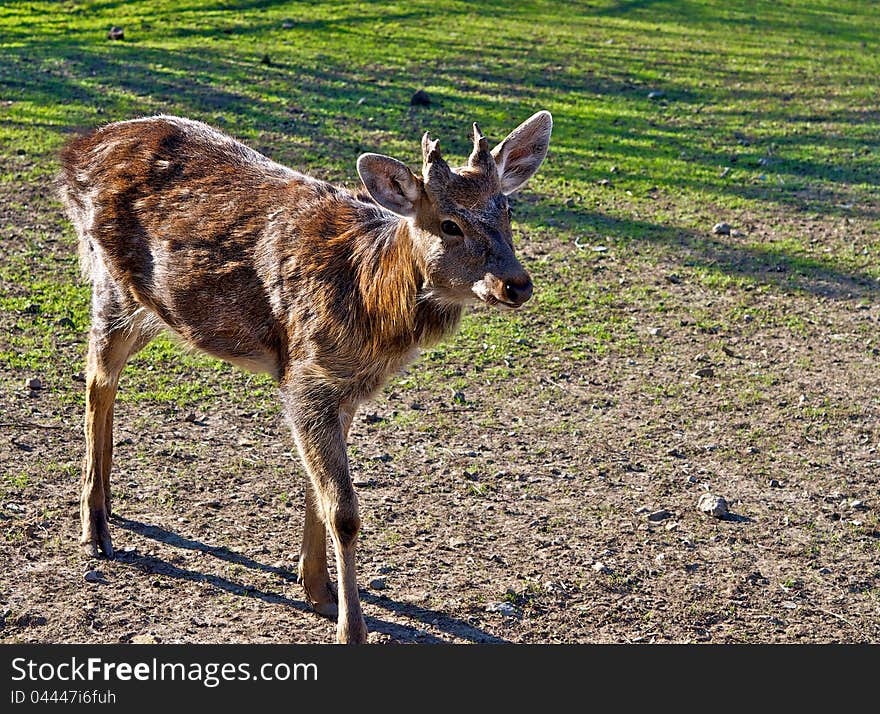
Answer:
[114,516,509,644]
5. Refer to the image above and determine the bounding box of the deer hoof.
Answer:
[81,535,114,559]
[99,533,115,558]
[81,509,114,559]
[313,600,339,620]
[303,579,338,620]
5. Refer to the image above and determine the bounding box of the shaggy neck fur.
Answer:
[348,203,463,356]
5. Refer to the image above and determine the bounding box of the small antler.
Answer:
[421,131,451,185]
[421,132,442,164]
[468,122,495,174]
[472,122,489,153]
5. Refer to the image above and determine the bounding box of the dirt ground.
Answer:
[2,179,880,645]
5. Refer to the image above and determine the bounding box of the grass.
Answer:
[0,0,878,403]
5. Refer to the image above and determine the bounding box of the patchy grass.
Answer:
[1,1,879,401]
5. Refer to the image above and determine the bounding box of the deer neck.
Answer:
[354,213,462,353]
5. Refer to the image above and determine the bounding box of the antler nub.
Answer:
[421,132,442,164]
[468,121,494,173]
[472,122,489,153]
[421,131,451,185]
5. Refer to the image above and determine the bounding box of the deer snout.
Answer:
[503,275,533,307]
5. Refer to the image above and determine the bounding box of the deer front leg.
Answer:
[81,367,118,558]
[80,280,155,559]
[284,389,366,644]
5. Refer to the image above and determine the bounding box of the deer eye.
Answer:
[440,220,463,237]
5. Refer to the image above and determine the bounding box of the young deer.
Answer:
[58,110,552,643]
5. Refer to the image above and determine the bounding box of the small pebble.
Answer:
[485,602,520,617]
[693,367,715,378]
[647,509,673,522]
[712,222,731,235]
[15,613,47,627]
[592,561,612,574]
[697,493,729,518]
[368,577,387,590]
[84,570,104,584]
[25,377,43,390]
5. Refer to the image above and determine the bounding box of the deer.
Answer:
[57,109,552,643]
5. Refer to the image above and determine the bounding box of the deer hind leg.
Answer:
[284,386,366,644]
[81,277,156,558]
[299,485,337,618]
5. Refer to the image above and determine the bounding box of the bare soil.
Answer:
[2,182,879,645]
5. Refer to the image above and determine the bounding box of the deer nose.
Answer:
[504,277,533,306]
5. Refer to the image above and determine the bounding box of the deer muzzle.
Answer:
[473,272,533,310]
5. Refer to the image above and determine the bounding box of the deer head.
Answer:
[357,110,553,310]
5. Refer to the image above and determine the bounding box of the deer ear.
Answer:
[357,153,422,217]
[491,111,553,195]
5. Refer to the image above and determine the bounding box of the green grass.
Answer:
[1,0,879,405]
